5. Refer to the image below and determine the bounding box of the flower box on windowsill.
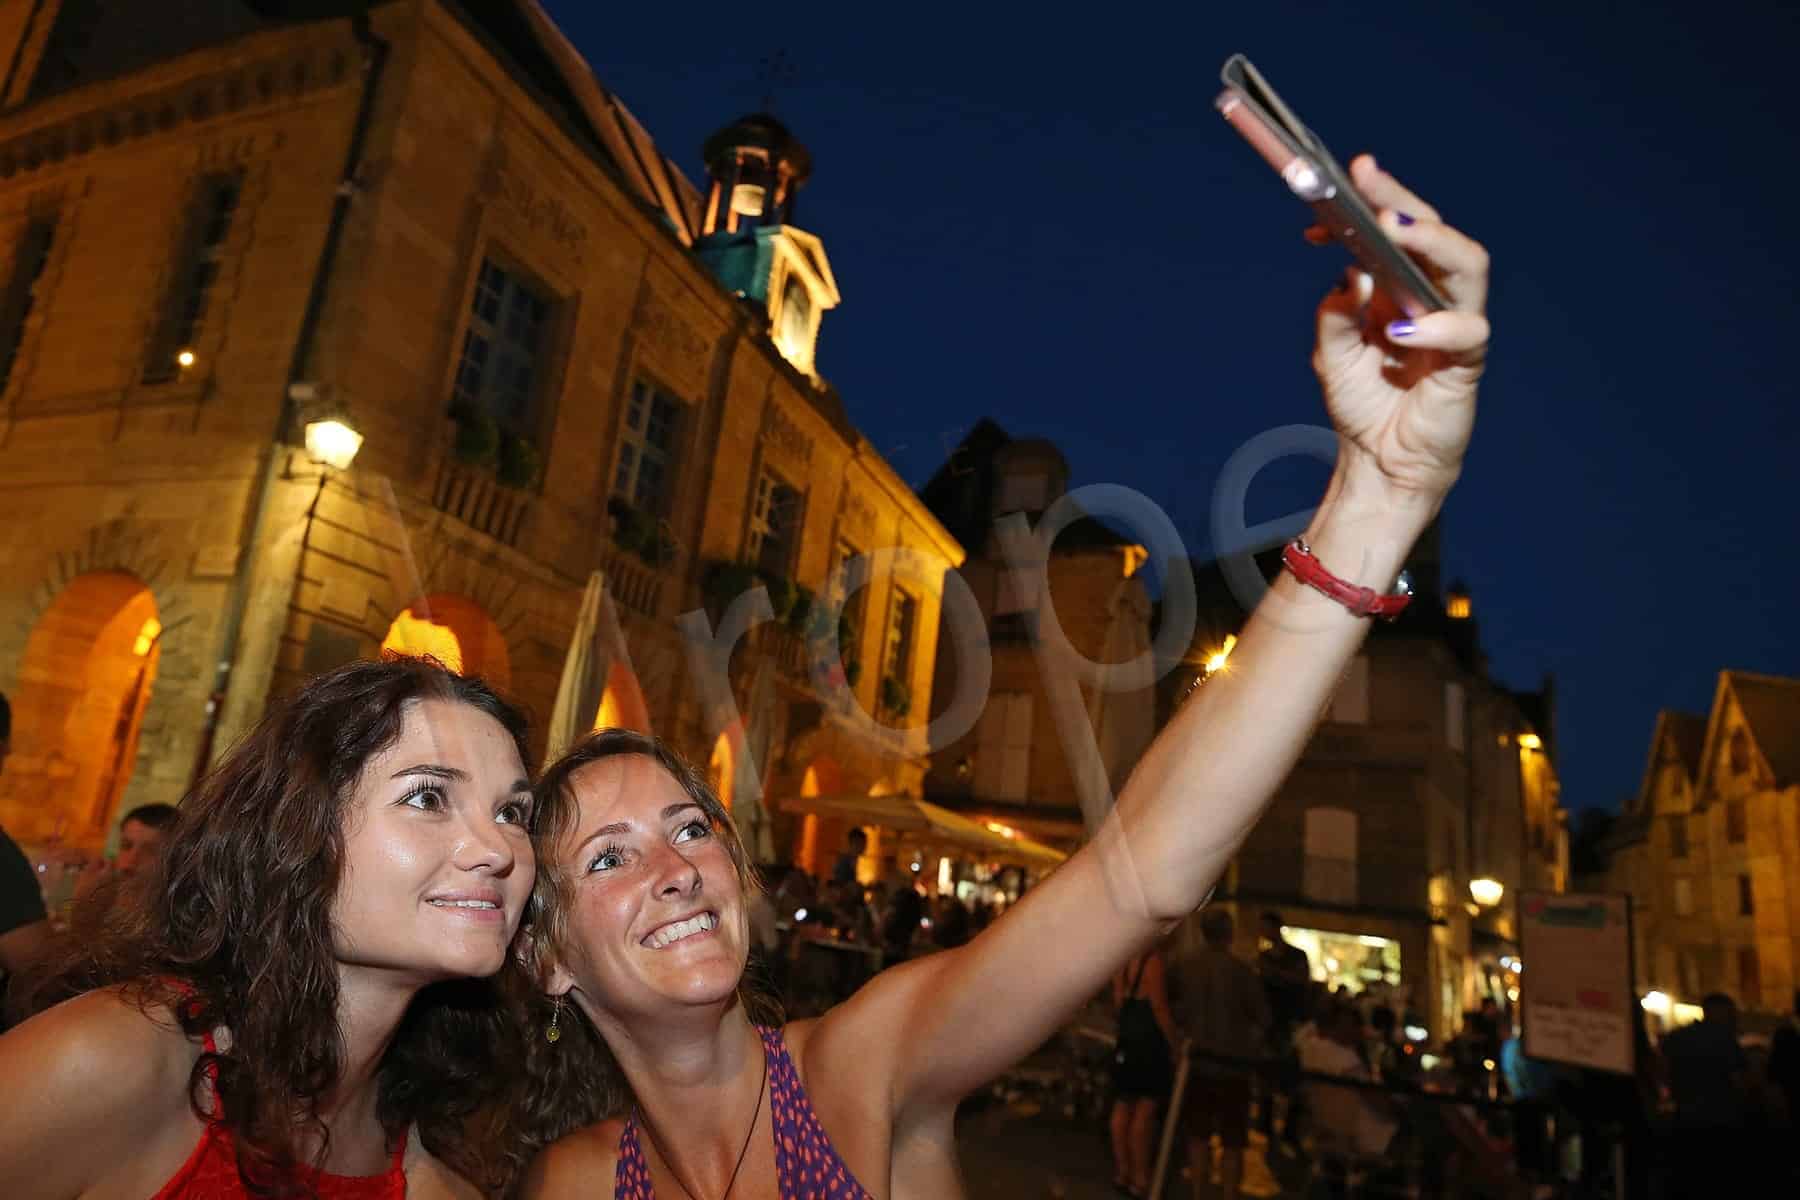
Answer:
[607,497,678,568]
[879,674,911,718]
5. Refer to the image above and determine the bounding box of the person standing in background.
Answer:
[0,692,52,1025]
[1175,909,1270,1200]
[1110,941,1178,1200]
[1256,911,1311,1151]
[71,803,180,907]
[832,826,867,886]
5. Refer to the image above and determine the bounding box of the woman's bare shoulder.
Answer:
[4,984,194,1088]
[0,985,200,1189]
[515,1118,625,1198]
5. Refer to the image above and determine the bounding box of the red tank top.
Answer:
[150,1021,408,1200]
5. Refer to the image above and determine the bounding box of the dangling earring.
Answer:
[546,997,563,1044]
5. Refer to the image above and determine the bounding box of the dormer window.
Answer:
[776,273,814,367]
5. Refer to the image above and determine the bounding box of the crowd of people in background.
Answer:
[0,692,183,1030]
[1079,899,1800,1200]
[8,670,1800,1199]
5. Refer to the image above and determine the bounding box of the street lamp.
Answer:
[304,417,363,471]
[1470,877,1505,908]
[1517,732,1542,751]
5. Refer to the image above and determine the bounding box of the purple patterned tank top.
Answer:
[614,1024,874,1199]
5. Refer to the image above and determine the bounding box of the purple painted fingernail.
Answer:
[1396,212,1415,226]
[1387,320,1417,338]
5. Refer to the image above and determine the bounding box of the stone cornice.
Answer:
[0,22,363,184]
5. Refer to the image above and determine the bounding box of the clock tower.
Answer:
[695,113,839,381]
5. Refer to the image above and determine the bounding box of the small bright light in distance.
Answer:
[793,908,807,922]
[176,349,196,368]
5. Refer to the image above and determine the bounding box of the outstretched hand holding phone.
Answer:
[1311,154,1489,512]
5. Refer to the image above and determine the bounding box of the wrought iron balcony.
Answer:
[432,457,533,547]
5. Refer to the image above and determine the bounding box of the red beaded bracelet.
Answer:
[1281,537,1413,622]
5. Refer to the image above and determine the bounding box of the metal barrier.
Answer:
[1146,1046,1554,1200]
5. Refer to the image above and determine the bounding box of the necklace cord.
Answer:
[641,1035,770,1200]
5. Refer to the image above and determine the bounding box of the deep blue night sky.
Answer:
[543,0,1800,816]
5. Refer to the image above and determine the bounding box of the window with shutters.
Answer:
[884,589,918,682]
[144,174,240,382]
[1727,798,1747,844]
[613,379,684,514]
[745,468,802,576]
[1303,807,1358,905]
[0,216,56,394]
[451,257,554,436]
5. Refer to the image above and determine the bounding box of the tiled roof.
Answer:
[1727,671,1800,787]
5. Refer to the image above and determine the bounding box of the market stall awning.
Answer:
[777,793,1067,869]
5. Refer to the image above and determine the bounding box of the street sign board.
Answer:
[1519,890,1635,1076]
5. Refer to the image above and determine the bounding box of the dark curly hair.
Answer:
[487,728,780,1190]
[28,656,536,1194]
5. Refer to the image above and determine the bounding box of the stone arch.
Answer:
[595,659,652,734]
[708,729,737,812]
[4,572,162,848]
[792,756,846,876]
[8,519,203,829]
[379,593,513,693]
[371,529,532,654]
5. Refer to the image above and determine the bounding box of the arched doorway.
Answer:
[5,571,162,848]
[794,757,844,876]
[708,729,737,812]
[378,594,512,692]
[593,660,651,733]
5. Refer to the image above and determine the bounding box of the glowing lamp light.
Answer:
[1404,1024,1429,1042]
[985,821,1019,840]
[793,908,808,922]
[1447,594,1472,620]
[1482,1058,1497,1072]
[730,183,767,216]
[1517,732,1543,751]
[1641,991,1669,1013]
[304,418,364,471]
[1205,634,1239,675]
[1470,877,1505,908]
[132,617,163,657]
[176,348,197,369]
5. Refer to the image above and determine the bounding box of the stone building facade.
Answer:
[0,0,961,863]
[1166,531,1568,1040]
[1586,671,1800,1018]
[917,419,1157,851]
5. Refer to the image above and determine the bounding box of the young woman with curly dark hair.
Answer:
[0,657,537,1198]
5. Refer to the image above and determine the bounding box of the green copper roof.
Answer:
[695,227,782,301]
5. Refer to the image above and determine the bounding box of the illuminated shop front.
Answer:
[1280,925,1402,995]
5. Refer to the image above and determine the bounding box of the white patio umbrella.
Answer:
[544,571,639,762]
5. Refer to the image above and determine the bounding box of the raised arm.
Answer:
[822,156,1488,1114]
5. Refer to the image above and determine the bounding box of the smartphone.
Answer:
[1215,54,1449,317]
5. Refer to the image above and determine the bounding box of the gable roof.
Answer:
[490,1,703,243]
[1727,670,1800,788]
[1628,709,1705,815]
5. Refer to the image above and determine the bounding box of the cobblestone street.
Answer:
[958,1098,1307,1199]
